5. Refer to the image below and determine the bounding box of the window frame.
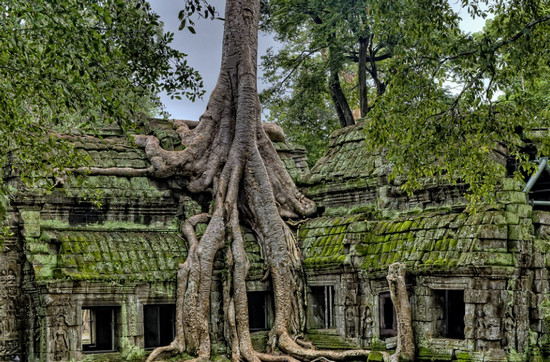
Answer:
[433,289,465,340]
[308,285,335,329]
[378,291,397,338]
[81,306,117,353]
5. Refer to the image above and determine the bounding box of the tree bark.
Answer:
[368,40,386,96]
[386,263,415,362]
[79,0,378,360]
[329,69,356,127]
[358,37,369,118]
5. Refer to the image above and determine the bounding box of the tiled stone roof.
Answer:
[26,230,187,282]
[300,123,465,211]
[299,203,539,275]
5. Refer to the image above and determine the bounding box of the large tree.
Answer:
[140,0,386,360]
[260,0,462,163]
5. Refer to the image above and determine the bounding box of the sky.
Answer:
[148,0,489,121]
[149,0,278,120]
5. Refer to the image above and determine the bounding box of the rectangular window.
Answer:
[434,290,465,339]
[144,304,176,349]
[247,291,271,331]
[379,292,397,338]
[308,286,335,329]
[82,307,116,352]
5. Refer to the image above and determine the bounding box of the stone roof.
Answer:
[300,123,465,212]
[298,162,544,275]
[355,206,520,274]
[299,215,360,270]
[26,230,187,282]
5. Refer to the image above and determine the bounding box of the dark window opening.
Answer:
[308,286,335,329]
[82,307,116,352]
[144,304,176,349]
[434,290,465,339]
[379,292,397,338]
[248,291,271,331]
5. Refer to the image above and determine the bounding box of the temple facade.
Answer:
[1,121,550,361]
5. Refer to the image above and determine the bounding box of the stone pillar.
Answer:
[0,208,24,360]
[0,247,22,360]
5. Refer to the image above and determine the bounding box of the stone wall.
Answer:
[0,228,23,360]
[2,120,550,361]
[0,126,309,361]
[297,123,550,361]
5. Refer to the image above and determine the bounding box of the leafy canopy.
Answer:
[365,0,550,200]
[0,0,205,228]
[261,0,462,164]
[263,0,550,200]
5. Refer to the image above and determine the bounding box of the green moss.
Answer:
[456,352,472,361]
[417,347,452,361]
[369,337,386,351]
[367,351,385,361]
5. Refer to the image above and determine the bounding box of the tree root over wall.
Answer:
[64,0,415,360]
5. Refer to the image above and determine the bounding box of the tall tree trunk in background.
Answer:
[359,37,369,118]
[329,69,356,127]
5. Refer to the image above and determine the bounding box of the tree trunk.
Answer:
[386,263,415,362]
[84,0,378,360]
[329,69,356,128]
[358,37,369,118]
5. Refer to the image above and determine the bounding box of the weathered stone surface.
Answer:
[3,123,550,361]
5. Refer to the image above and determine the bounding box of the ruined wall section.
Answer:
[0,207,24,361]
[296,120,548,360]
[2,131,196,361]
[300,123,467,213]
[0,123,309,361]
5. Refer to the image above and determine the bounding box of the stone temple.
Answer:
[1,120,550,361]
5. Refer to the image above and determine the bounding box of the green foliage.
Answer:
[0,0,205,220]
[264,0,549,201]
[261,0,462,163]
[365,0,550,201]
[261,50,339,165]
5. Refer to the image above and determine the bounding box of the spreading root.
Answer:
[81,0,405,360]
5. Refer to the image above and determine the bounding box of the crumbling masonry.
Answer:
[2,121,550,361]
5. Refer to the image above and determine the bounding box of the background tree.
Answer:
[261,52,339,166]
[260,0,462,162]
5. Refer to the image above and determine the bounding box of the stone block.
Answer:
[536,225,550,239]
[414,295,432,321]
[458,225,478,239]
[484,318,502,340]
[532,211,550,225]
[476,239,507,251]
[487,280,507,290]
[20,210,41,238]
[477,225,507,240]
[501,178,523,191]
[497,191,527,204]
[505,204,532,218]
[533,252,545,268]
[465,290,489,304]
[508,225,533,241]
